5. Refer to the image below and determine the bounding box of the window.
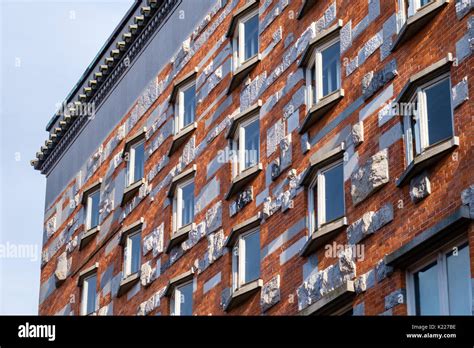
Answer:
[173,179,194,232]
[232,116,259,175]
[232,228,260,291]
[406,0,433,17]
[407,241,472,315]
[124,230,141,277]
[85,189,100,230]
[81,273,97,315]
[171,281,193,316]
[232,10,259,70]
[126,140,145,186]
[308,160,345,232]
[403,75,454,164]
[174,82,196,134]
[305,38,341,108]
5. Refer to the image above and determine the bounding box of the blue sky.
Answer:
[0,0,133,314]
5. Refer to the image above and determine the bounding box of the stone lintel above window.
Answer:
[225,163,263,200]
[169,68,198,104]
[165,223,194,254]
[225,213,262,248]
[226,0,260,38]
[300,143,345,186]
[395,53,454,104]
[299,19,343,68]
[164,269,194,297]
[77,262,99,286]
[117,271,140,297]
[79,226,101,250]
[168,122,197,157]
[80,178,102,205]
[224,278,263,312]
[300,216,348,257]
[297,0,318,20]
[396,136,459,187]
[121,178,146,207]
[119,218,144,245]
[385,206,471,268]
[298,280,355,315]
[166,164,197,198]
[299,89,345,134]
[392,0,449,51]
[226,100,262,139]
[122,127,147,157]
[227,54,261,95]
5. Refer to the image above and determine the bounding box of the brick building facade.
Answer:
[32,0,474,316]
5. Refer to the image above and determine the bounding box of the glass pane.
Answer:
[311,64,317,105]
[321,41,340,97]
[183,85,196,127]
[446,244,471,315]
[323,163,344,223]
[414,261,440,315]
[243,119,259,170]
[129,232,141,274]
[133,142,145,182]
[84,275,97,315]
[420,0,431,7]
[244,14,259,60]
[425,78,453,146]
[181,182,194,227]
[89,191,100,229]
[244,231,260,284]
[178,282,193,315]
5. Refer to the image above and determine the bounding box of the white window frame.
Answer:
[172,178,194,233]
[305,36,341,109]
[123,230,141,277]
[126,139,145,186]
[85,189,100,230]
[171,280,193,316]
[406,237,472,315]
[307,160,345,234]
[232,115,259,176]
[80,273,97,316]
[232,228,260,291]
[403,74,454,165]
[232,9,259,71]
[174,80,196,134]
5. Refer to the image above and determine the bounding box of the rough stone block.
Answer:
[351,121,364,147]
[409,172,431,203]
[54,251,71,285]
[261,275,281,312]
[351,149,389,205]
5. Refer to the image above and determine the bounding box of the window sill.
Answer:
[227,54,261,95]
[168,122,198,157]
[79,226,100,250]
[165,223,194,254]
[224,278,263,312]
[391,0,448,51]
[396,136,459,187]
[225,163,263,200]
[121,178,145,207]
[299,89,344,134]
[298,280,355,315]
[117,272,140,297]
[300,216,348,257]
